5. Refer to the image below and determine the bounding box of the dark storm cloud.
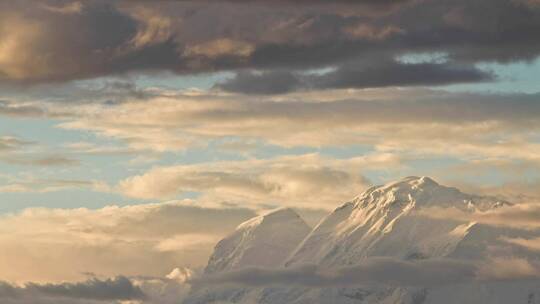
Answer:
[0,1,138,82]
[217,60,493,94]
[311,61,492,89]
[0,277,145,301]
[186,0,410,3]
[0,0,539,88]
[386,0,540,64]
[217,70,304,95]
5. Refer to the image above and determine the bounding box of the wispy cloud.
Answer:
[0,135,79,168]
[0,178,99,194]
[53,89,540,160]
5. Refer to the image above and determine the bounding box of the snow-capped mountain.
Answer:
[186,176,540,304]
[286,176,508,266]
[185,208,312,304]
[205,207,312,274]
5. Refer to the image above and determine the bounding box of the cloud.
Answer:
[54,88,540,161]
[132,275,192,304]
[154,234,221,252]
[0,202,255,282]
[517,0,540,8]
[434,159,540,203]
[217,59,493,95]
[0,0,539,84]
[166,267,195,283]
[116,153,385,208]
[478,258,540,281]
[125,5,173,49]
[0,100,45,117]
[63,141,137,156]
[191,257,540,288]
[0,2,138,82]
[192,259,475,288]
[0,178,99,194]
[41,2,84,15]
[184,38,255,59]
[503,237,540,252]
[0,79,151,106]
[0,136,31,152]
[0,276,144,303]
[1,156,79,167]
[1,257,537,304]
[4,88,540,198]
[184,0,412,4]
[0,135,79,167]
[418,203,540,230]
[0,275,193,304]
[217,70,305,95]
[20,277,143,300]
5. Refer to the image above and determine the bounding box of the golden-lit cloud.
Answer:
[184,39,255,59]
[126,6,173,49]
[0,202,255,282]
[503,237,540,252]
[54,89,540,161]
[116,153,398,209]
[0,15,47,80]
[154,234,221,253]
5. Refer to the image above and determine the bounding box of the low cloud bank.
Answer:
[191,257,540,288]
[0,272,195,304]
[0,276,144,304]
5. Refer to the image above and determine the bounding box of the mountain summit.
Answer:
[354,176,506,211]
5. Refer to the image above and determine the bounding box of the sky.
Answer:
[0,0,540,303]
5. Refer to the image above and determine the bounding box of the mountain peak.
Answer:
[375,175,439,192]
[236,207,302,230]
[205,207,310,274]
[405,175,438,185]
[354,176,504,211]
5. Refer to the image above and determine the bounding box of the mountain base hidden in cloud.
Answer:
[185,176,540,304]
